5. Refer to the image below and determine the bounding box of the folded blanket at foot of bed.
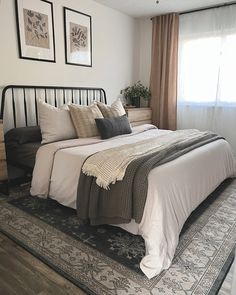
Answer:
[77,129,223,225]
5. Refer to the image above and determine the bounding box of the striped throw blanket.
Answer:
[82,129,216,189]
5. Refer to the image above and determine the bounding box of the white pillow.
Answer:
[38,100,77,144]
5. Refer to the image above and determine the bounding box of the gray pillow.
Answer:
[95,115,132,139]
[5,126,42,145]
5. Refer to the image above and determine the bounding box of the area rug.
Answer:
[0,179,236,295]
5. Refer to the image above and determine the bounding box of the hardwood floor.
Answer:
[0,232,86,295]
[0,231,234,295]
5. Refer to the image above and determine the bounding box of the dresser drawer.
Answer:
[125,107,152,126]
[0,159,8,180]
[0,144,6,161]
[131,119,152,127]
[0,123,4,141]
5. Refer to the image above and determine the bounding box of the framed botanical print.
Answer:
[15,0,56,62]
[64,7,92,67]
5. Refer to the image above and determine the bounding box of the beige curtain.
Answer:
[150,13,179,130]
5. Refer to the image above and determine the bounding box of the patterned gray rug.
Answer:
[0,179,236,295]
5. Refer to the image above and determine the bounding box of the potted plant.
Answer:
[121,81,151,108]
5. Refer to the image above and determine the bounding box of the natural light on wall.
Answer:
[177,4,236,154]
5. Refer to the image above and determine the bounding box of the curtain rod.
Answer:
[150,1,236,19]
[180,1,236,15]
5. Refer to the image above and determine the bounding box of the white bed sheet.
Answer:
[31,125,236,278]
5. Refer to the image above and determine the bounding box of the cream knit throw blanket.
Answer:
[82,129,209,189]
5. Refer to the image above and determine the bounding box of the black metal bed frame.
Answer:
[0,84,107,194]
[0,85,107,126]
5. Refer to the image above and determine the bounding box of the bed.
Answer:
[1,85,236,279]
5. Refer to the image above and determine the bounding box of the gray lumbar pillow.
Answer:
[95,114,132,139]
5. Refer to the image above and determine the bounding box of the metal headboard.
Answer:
[1,85,107,132]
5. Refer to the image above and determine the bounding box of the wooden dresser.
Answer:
[125,107,152,127]
[0,119,8,194]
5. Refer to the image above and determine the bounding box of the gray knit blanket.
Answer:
[77,130,223,225]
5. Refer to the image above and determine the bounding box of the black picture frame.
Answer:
[64,7,92,67]
[15,0,56,63]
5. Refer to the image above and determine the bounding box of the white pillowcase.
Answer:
[38,100,76,144]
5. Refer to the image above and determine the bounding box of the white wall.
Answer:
[0,0,139,103]
[136,18,152,87]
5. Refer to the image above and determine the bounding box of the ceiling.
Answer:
[93,0,233,18]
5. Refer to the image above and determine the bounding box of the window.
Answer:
[178,37,221,104]
[178,8,236,106]
[177,6,236,154]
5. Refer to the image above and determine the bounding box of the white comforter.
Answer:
[31,125,236,279]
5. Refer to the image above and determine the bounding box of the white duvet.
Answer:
[30,124,236,279]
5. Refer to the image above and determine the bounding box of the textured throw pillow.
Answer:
[95,114,132,139]
[97,98,126,118]
[38,100,77,144]
[69,104,104,138]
